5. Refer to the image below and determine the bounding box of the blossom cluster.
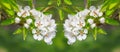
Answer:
[15,6,57,45]
[64,6,105,45]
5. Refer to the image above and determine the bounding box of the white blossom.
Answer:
[77,29,88,41]
[17,6,31,17]
[32,14,56,45]
[99,17,105,23]
[15,17,21,23]
[32,29,43,41]
[64,13,88,45]
[89,6,103,17]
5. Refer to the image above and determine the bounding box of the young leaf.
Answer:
[64,0,72,5]
[106,9,114,16]
[5,9,15,16]
[109,0,118,10]
[58,9,64,20]
[1,0,11,10]
[1,18,14,26]
[13,28,22,35]
[57,0,61,6]
[105,18,119,25]
[97,28,107,35]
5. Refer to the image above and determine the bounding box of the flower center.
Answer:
[79,22,84,27]
[37,21,41,27]
[35,30,41,36]
[79,30,84,36]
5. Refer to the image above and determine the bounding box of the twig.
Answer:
[32,0,35,8]
[42,6,53,12]
[84,0,88,8]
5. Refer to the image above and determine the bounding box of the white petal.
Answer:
[91,23,96,29]
[77,35,82,41]
[37,35,43,41]
[40,28,48,36]
[17,12,22,17]
[89,6,96,11]
[87,18,94,24]
[65,32,76,44]
[24,23,29,29]
[44,36,53,45]
[24,6,30,10]
[15,17,21,23]
[67,40,74,45]
[32,29,36,34]
[33,34,38,40]
[98,12,103,17]
[72,28,79,35]
[82,34,87,40]
[26,18,33,24]
[84,29,88,34]
[99,17,105,23]
[26,11,30,16]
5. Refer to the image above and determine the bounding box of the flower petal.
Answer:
[37,35,43,41]
[33,34,38,40]
[82,34,87,40]
[77,35,82,41]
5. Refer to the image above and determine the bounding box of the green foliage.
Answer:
[105,18,119,25]
[101,0,120,16]
[97,28,107,35]
[58,9,64,20]
[57,0,61,6]
[1,18,14,26]
[64,0,72,5]
[13,28,22,35]
[0,0,120,46]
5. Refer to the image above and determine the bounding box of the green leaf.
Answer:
[5,9,15,16]
[109,0,119,10]
[106,9,114,16]
[1,0,11,9]
[97,28,107,35]
[58,9,64,20]
[13,28,22,35]
[64,0,72,5]
[105,18,119,25]
[9,0,19,12]
[109,2,118,10]
[57,0,61,6]
[101,0,109,12]
[1,18,14,26]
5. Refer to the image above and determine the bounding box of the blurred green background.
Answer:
[0,0,120,52]
[0,24,120,52]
